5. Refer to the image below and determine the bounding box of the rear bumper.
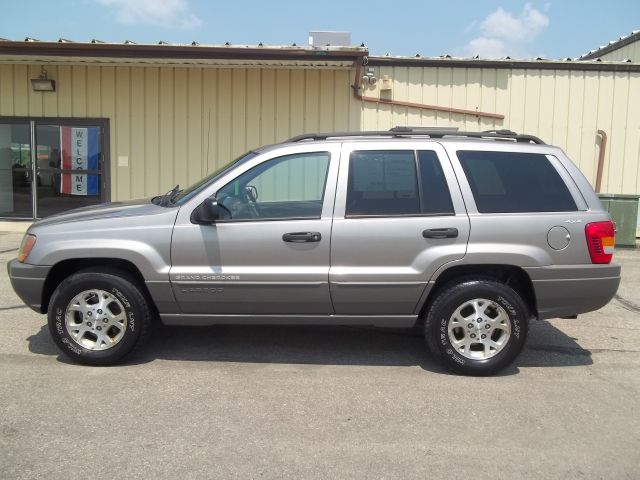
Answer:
[7,259,50,313]
[524,264,621,320]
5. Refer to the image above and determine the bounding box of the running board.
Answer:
[160,314,417,328]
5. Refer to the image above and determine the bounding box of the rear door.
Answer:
[329,142,470,315]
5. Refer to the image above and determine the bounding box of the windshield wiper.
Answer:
[168,185,182,204]
[152,185,181,206]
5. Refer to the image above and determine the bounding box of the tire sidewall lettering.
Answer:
[111,287,131,309]
[496,295,522,340]
[439,316,466,365]
[110,287,135,333]
[55,307,64,335]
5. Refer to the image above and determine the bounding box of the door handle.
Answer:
[423,228,458,239]
[282,232,322,243]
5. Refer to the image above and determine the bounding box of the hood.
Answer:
[31,198,174,228]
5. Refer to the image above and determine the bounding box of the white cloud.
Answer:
[462,3,550,59]
[465,37,509,58]
[96,0,202,29]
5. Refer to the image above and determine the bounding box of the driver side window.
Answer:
[216,152,330,221]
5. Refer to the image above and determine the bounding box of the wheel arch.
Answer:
[418,264,538,323]
[41,258,156,315]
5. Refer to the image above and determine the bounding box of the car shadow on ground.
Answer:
[27,319,592,375]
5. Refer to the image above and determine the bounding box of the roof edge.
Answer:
[0,41,368,62]
[367,56,640,72]
[579,31,640,60]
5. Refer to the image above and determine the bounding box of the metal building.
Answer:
[579,30,640,62]
[0,37,639,221]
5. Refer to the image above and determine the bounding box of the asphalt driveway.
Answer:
[1,231,639,479]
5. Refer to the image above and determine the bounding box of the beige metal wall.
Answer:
[0,63,360,200]
[2,61,639,201]
[596,40,640,62]
[361,65,640,195]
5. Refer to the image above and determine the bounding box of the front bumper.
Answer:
[7,259,50,313]
[524,264,621,319]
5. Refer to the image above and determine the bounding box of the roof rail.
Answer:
[286,127,545,144]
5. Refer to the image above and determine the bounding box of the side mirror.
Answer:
[194,197,221,224]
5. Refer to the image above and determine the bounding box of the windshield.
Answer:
[171,151,258,206]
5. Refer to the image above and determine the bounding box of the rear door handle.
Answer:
[282,232,322,243]
[422,228,458,239]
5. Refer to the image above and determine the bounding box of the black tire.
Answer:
[424,277,529,376]
[47,269,152,366]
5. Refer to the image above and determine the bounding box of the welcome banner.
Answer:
[60,127,99,196]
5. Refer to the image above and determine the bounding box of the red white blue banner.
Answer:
[60,127,99,196]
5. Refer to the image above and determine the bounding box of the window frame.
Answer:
[344,149,456,219]
[214,150,332,223]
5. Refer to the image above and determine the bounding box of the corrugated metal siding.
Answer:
[2,62,639,200]
[0,64,359,200]
[597,39,640,62]
[360,66,640,195]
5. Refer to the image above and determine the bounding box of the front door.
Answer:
[170,145,340,315]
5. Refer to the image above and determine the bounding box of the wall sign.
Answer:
[60,126,99,195]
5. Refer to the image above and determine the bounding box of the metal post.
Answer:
[29,121,37,219]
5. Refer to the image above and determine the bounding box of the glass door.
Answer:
[35,123,105,218]
[0,121,33,218]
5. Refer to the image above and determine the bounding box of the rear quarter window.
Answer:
[457,151,578,213]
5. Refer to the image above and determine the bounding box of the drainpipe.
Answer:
[595,129,607,193]
[351,56,505,120]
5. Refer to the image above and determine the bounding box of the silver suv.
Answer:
[8,129,621,375]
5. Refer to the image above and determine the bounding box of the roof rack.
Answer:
[286,127,545,144]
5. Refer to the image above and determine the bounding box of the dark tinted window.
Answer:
[457,151,577,213]
[346,151,420,216]
[418,151,454,215]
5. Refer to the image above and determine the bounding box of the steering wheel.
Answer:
[242,185,260,218]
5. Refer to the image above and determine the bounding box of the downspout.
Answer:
[351,55,505,120]
[595,129,607,193]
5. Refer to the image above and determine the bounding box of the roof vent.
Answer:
[308,31,351,47]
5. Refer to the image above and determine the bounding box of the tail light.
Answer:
[585,221,615,264]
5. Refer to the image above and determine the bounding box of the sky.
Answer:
[1,0,639,59]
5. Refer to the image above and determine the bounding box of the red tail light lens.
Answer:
[585,221,615,264]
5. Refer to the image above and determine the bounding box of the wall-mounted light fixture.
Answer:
[31,67,56,92]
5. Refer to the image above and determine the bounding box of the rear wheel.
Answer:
[425,278,528,375]
[47,270,152,365]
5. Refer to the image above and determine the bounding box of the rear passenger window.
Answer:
[347,151,419,216]
[457,151,577,213]
[418,151,454,215]
[346,150,454,217]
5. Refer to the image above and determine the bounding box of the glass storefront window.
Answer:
[35,124,103,218]
[0,122,33,218]
[0,119,108,220]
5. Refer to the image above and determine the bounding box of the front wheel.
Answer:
[425,278,529,376]
[47,270,152,365]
